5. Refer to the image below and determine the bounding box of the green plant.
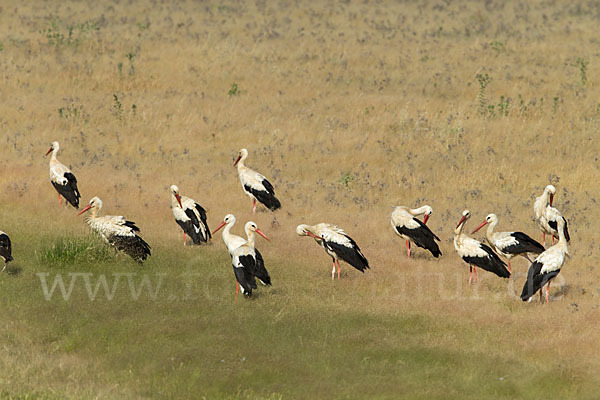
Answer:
[490,40,504,52]
[339,171,354,187]
[228,83,239,96]
[497,95,510,117]
[553,96,560,113]
[113,94,123,120]
[126,52,136,76]
[58,103,85,121]
[576,57,588,86]
[38,235,115,266]
[39,18,98,48]
[476,73,491,115]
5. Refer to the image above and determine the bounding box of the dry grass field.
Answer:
[1,0,600,398]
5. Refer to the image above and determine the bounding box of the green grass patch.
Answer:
[37,235,116,267]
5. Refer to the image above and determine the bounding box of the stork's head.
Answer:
[296,224,320,239]
[233,148,248,167]
[212,214,236,234]
[245,221,270,241]
[170,185,183,208]
[45,141,59,156]
[545,185,556,206]
[422,205,433,224]
[78,196,102,216]
[456,209,471,229]
[472,213,497,234]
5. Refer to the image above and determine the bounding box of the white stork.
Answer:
[454,210,510,284]
[521,217,569,303]
[296,223,369,280]
[0,230,13,273]
[230,222,271,300]
[169,185,211,245]
[471,213,545,273]
[46,141,81,209]
[78,197,151,263]
[533,185,570,246]
[234,148,281,213]
[391,205,442,258]
[212,214,246,255]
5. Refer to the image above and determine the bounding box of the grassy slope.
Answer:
[1,0,600,398]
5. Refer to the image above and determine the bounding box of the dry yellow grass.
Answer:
[1,0,600,397]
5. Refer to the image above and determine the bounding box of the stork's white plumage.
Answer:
[46,141,81,209]
[212,214,246,255]
[391,205,441,258]
[0,230,13,273]
[454,210,510,284]
[471,213,545,272]
[234,148,281,213]
[230,222,271,300]
[169,185,211,245]
[533,185,570,246]
[521,217,569,303]
[78,197,151,263]
[296,223,369,280]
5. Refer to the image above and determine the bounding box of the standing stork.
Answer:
[296,223,369,280]
[521,217,569,303]
[212,214,246,255]
[0,231,13,273]
[230,222,271,301]
[234,148,281,213]
[533,185,570,247]
[46,141,81,208]
[78,197,151,263]
[471,213,545,273]
[454,210,510,284]
[391,205,442,258]
[169,185,211,245]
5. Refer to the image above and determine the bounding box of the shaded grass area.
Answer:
[0,225,596,399]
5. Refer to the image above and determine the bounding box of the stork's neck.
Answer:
[170,193,180,209]
[50,147,59,162]
[485,219,497,241]
[556,222,569,254]
[245,229,256,248]
[236,154,247,170]
[409,206,430,216]
[221,220,236,245]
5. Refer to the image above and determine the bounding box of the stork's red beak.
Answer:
[212,220,227,235]
[306,231,321,239]
[549,193,554,206]
[77,204,92,216]
[233,154,242,167]
[255,228,270,241]
[45,147,53,156]
[456,215,467,229]
[472,220,488,234]
[175,193,183,209]
[423,214,430,225]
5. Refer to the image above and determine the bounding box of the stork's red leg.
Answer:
[468,265,473,284]
[546,281,551,303]
[58,194,62,205]
[331,260,336,281]
[406,240,411,258]
[336,259,341,280]
[252,199,256,214]
[552,236,555,245]
[507,260,512,273]
[183,233,187,246]
[473,267,478,283]
[542,233,546,248]
[235,281,239,303]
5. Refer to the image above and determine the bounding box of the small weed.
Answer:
[117,62,124,77]
[0,42,3,52]
[497,95,510,117]
[137,22,150,31]
[476,73,491,116]
[553,96,560,113]
[58,103,85,121]
[40,18,99,48]
[339,171,354,187]
[228,83,240,96]
[364,106,374,115]
[113,94,123,120]
[126,52,136,76]
[490,40,504,52]
[576,57,588,86]
[518,94,527,115]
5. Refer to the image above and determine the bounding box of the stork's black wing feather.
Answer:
[0,233,12,262]
[395,219,442,257]
[324,236,369,273]
[521,261,560,301]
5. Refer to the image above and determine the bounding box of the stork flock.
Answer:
[0,143,571,304]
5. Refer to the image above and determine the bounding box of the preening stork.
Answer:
[46,141,81,209]
[533,185,570,247]
[212,214,246,255]
[391,205,441,258]
[521,217,569,303]
[296,223,369,280]
[169,185,211,245]
[471,213,544,273]
[454,210,510,284]
[230,222,271,300]
[234,148,281,213]
[0,231,13,273]
[78,197,151,263]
